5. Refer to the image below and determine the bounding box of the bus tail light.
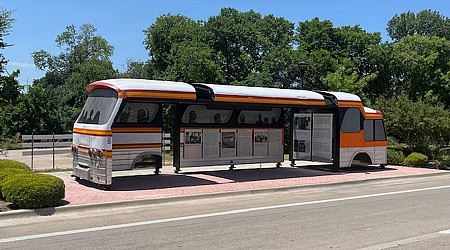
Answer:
[88,148,105,159]
[71,145,78,154]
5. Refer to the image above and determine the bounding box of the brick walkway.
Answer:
[51,163,445,206]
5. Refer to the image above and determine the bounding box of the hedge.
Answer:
[387,149,405,165]
[0,168,31,198]
[404,152,428,167]
[0,159,31,171]
[2,174,65,209]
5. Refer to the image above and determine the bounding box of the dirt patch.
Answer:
[0,199,11,212]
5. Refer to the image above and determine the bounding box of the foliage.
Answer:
[0,159,30,196]
[22,24,117,135]
[375,94,450,153]
[0,7,449,161]
[387,149,405,165]
[0,168,30,198]
[2,174,65,209]
[0,159,31,171]
[0,8,14,73]
[404,152,428,167]
[387,10,450,41]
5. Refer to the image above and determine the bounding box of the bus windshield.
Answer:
[77,89,118,125]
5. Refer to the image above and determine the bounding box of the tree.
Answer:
[165,40,225,83]
[31,24,116,133]
[365,35,450,107]
[204,8,294,84]
[295,18,381,91]
[0,8,14,74]
[143,14,201,76]
[387,10,450,41]
[375,94,450,154]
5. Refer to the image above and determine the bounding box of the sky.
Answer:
[1,0,449,85]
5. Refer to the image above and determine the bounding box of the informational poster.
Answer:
[237,129,252,157]
[293,113,312,160]
[202,129,220,158]
[312,113,333,162]
[254,129,268,156]
[184,129,202,159]
[268,129,283,157]
[221,129,237,158]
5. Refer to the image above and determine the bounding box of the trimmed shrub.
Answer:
[387,149,405,165]
[404,152,428,167]
[0,160,31,172]
[0,168,31,197]
[2,174,65,209]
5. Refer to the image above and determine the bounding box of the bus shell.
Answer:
[71,79,387,186]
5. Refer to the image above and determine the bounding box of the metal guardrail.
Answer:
[21,133,72,170]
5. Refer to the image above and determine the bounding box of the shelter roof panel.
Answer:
[194,83,325,106]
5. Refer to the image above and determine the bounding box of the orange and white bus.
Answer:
[71,79,387,187]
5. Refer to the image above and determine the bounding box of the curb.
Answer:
[1,171,449,220]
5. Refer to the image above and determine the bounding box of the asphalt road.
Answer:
[1,174,450,250]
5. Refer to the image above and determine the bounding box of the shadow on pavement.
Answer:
[76,165,397,191]
[191,166,334,183]
[110,174,216,191]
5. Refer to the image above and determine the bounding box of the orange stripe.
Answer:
[215,94,325,106]
[338,101,384,119]
[340,131,388,148]
[338,100,362,107]
[366,113,383,119]
[125,90,196,100]
[73,128,112,136]
[112,143,162,149]
[112,127,163,133]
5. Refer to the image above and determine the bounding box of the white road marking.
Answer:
[438,229,450,234]
[1,185,450,244]
[358,232,442,250]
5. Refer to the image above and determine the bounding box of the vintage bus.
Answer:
[71,79,387,187]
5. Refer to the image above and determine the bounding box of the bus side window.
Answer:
[341,108,361,133]
[374,120,387,141]
[115,102,159,124]
[364,120,374,141]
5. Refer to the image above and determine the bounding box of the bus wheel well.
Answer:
[132,153,162,169]
[351,152,372,167]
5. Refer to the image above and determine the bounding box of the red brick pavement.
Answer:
[57,165,445,206]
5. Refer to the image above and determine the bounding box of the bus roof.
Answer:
[322,91,361,102]
[86,79,197,100]
[193,83,326,106]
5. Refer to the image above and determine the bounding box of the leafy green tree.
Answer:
[204,8,294,84]
[31,24,116,133]
[375,94,450,154]
[323,58,376,102]
[165,40,225,83]
[0,8,14,73]
[365,35,450,106]
[387,10,450,41]
[143,14,200,77]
